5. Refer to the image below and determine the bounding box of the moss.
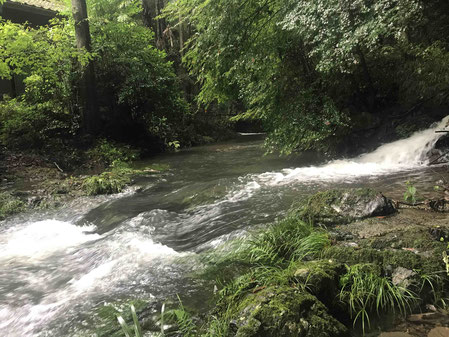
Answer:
[0,192,25,220]
[290,260,345,307]
[364,227,446,251]
[324,245,444,274]
[232,286,348,337]
[295,188,393,226]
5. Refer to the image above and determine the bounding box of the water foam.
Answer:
[0,220,100,260]
[251,115,449,187]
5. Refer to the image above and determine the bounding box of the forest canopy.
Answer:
[165,0,449,154]
[0,0,448,157]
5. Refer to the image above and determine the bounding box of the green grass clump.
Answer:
[117,305,143,337]
[0,192,25,220]
[87,139,140,167]
[245,215,330,266]
[83,171,131,195]
[339,264,418,334]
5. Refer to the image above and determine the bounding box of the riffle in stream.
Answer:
[0,117,448,336]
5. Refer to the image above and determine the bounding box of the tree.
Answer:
[164,0,449,155]
[71,0,99,135]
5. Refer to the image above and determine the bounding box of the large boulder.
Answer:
[229,286,348,337]
[296,188,396,226]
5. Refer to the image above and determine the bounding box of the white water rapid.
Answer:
[246,115,449,188]
[0,116,447,336]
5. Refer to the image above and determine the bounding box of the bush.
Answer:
[89,0,190,147]
[0,19,87,149]
[82,165,132,196]
[87,139,140,167]
[0,192,25,219]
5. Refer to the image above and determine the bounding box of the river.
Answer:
[0,117,448,336]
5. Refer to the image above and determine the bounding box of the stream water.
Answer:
[0,117,448,336]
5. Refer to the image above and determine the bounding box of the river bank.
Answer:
[1,123,449,336]
[150,187,447,337]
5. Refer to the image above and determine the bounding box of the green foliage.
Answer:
[82,162,135,195]
[87,0,190,147]
[245,216,329,266]
[164,0,449,154]
[117,305,143,337]
[0,192,25,220]
[403,181,417,204]
[339,264,418,334]
[83,171,130,195]
[0,19,88,149]
[87,139,140,166]
[0,0,194,152]
[164,296,197,337]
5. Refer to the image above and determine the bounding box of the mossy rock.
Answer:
[295,188,396,226]
[0,192,25,220]
[230,286,348,337]
[324,246,444,275]
[291,261,345,307]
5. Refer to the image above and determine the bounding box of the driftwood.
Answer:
[393,199,449,212]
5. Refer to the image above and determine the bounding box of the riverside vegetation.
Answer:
[1,0,448,216]
[100,188,449,337]
[1,0,449,336]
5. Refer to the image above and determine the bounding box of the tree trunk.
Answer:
[10,75,17,98]
[71,0,99,135]
[179,14,184,57]
[356,45,376,111]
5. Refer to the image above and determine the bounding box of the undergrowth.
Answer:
[339,264,418,334]
[112,210,447,337]
[0,192,25,220]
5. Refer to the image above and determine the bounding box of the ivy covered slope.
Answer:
[164,0,449,155]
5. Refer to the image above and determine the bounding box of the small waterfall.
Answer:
[359,115,449,166]
[247,115,449,186]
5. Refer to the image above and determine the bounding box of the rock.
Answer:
[392,267,416,287]
[296,188,396,226]
[292,261,345,307]
[379,333,413,337]
[428,327,449,337]
[230,286,347,337]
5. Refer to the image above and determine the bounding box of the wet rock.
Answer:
[379,333,413,337]
[230,286,347,337]
[296,188,396,226]
[291,261,345,307]
[392,267,416,288]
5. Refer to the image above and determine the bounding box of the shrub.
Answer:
[0,192,25,219]
[82,170,131,196]
[87,139,140,167]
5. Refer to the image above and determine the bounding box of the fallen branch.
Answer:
[54,162,64,173]
[393,199,448,212]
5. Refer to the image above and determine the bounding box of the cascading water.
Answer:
[0,116,447,336]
